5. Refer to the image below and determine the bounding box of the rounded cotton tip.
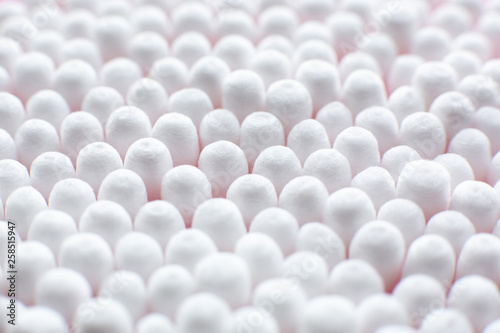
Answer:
[342,69,386,117]
[30,152,75,199]
[12,52,54,102]
[411,61,458,109]
[28,209,77,255]
[81,86,125,126]
[188,56,230,108]
[176,293,231,333]
[299,295,356,333]
[126,78,168,124]
[127,31,169,73]
[149,57,189,96]
[399,112,447,159]
[15,119,60,167]
[355,294,409,333]
[5,186,47,239]
[26,89,70,130]
[165,229,217,272]
[199,109,240,148]
[286,119,331,165]
[448,128,491,181]
[73,298,134,333]
[213,35,255,70]
[355,107,399,154]
[60,111,104,163]
[100,57,142,97]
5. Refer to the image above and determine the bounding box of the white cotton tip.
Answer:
[411,61,458,109]
[15,119,60,167]
[99,270,147,322]
[419,308,474,333]
[115,231,163,281]
[124,138,173,201]
[148,265,195,318]
[0,67,10,93]
[100,57,142,97]
[152,113,199,166]
[26,89,70,130]
[388,86,425,125]
[12,52,54,103]
[14,306,69,333]
[227,174,277,227]
[215,10,257,42]
[258,6,299,39]
[172,32,211,69]
[0,37,22,72]
[61,38,103,70]
[94,15,133,61]
[234,233,284,287]
[349,221,406,291]
[326,11,364,58]
[60,111,104,164]
[199,109,240,148]
[81,86,124,126]
[15,241,56,305]
[5,186,47,239]
[214,34,256,70]
[257,34,294,58]
[189,56,230,108]
[356,294,409,333]
[476,107,500,156]
[0,159,30,204]
[47,178,94,222]
[98,169,147,219]
[222,70,265,123]
[381,145,422,184]
[293,21,332,46]
[443,50,480,80]
[53,59,98,111]
[29,30,64,66]
[303,149,351,194]
[484,319,500,333]
[333,127,380,176]
[315,102,352,144]
[192,198,246,251]
[393,274,446,327]
[253,278,307,333]
[177,293,231,333]
[126,78,168,124]
[481,59,500,87]
[279,176,329,225]
[338,0,376,22]
[342,69,386,117]
[28,209,77,255]
[327,259,384,304]
[359,34,398,78]
[291,40,338,69]
[356,107,399,154]
[60,9,96,40]
[165,228,217,272]
[412,27,452,61]
[287,119,330,165]
[351,167,396,211]
[195,252,251,308]
[293,0,334,21]
[434,153,474,192]
[250,50,292,91]
[79,200,132,247]
[456,233,500,285]
[73,298,134,333]
[59,233,113,292]
[252,146,302,194]
[34,268,92,322]
[226,306,279,333]
[338,52,382,82]
[240,112,285,167]
[30,152,75,200]
[402,234,456,288]
[448,275,500,332]
[127,32,168,73]
[149,57,188,96]
[161,165,211,227]
[489,152,500,186]
[449,129,491,181]
[377,198,426,249]
[250,207,299,256]
[479,12,500,57]
[105,106,152,159]
[299,296,356,333]
[323,187,376,247]
[137,313,175,333]
[282,250,329,297]
[399,112,447,160]
[131,5,170,37]
[387,55,425,94]
[374,326,417,333]
[135,200,185,248]
[171,2,213,38]
[457,74,498,109]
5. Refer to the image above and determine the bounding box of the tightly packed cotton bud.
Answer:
[381,146,422,183]
[0,37,22,72]
[131,5,169,36]
[149,57,189,96]
[0,67,10,93]
[28,209,77,255]
[257,34,294,57]
[453,32,493,62]
[258,6,299,39]
[29,30,64,66]
[226,306,279,333]
[292,39,337,70]
[115,231,163,281]
[5,186,47,239]
[478,12,500,57]
[412,61,458,109]
[399,112,447,160]
[250,207,299,256]
[172,32,211,68]
[213,35,256,70]
[215,10,256,41]
[61,38,103,70]
[412,27,452,61]
[315,101,352,143]
[171,2,213,38]
[457,74,498,108]
[287,119,330,164]
[136,313,175,333]
[489,152,500,186]
[359,34,397,78]
[448,128,491,181]
[253,278,307,333]
[0,159,30,204]
[299,296,356,333]
[356,294,409,333]
[342,69,386,117]
[283,250,329,297]
[250,50,291,90]
[153,113,199,167]
[374,326,417,333]
[12,52,54,102]
[333,127,380,175]
[393,274,446,327]
[99,270,147,322]
[80,86,124,125]
[60,111,104,163]
[94,16,133,61]
[323,187,376,246]
[100,58,142,96]
[434,153,474,191]
[176,293,231,333]
[352,167,396,210]
[222,70,265,123]
[193,198,246,251]
[355,107,399,154]
[484,319,500,333]
[235,233,284,287]
[189,56,230,108]
[165,229,217,272]
[14,306,69,333]
[303,149,351,194]
[34,268,92,322]
[127,32,168,73]
[293,20,330,45]
[387,55,424,93]
[60,10,96,40]
[481,59,500,86]
[48,178,96,222]
[252,146,302,194]
[443,50,480,80]
[476,107,500,155]
[419,308,474,333]
[126,78,168,124]
[240,112,285,167]
[79,200,132,247]
[456,233,500,285]
[148,265,196,318]
[339,52,382,82]
[26,89,70,130]
[73,299,134,333]
[15,119,60,167]
[53,59,97,111]
[30,152,75,199]
[59,233,113,292]
[448,275,500,332]
[387,86,425,124]
[227,174,277,227]
[199,109,240,148]
[326,11,364,58]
